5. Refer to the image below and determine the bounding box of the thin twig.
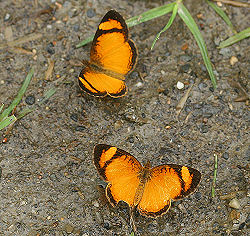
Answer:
[212,0,250,7]
[176,84,194,117]
[211,154,218,198]
[0,33,42,49]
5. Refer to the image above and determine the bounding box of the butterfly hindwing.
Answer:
[93,144,142,206]
[79,68,127,97]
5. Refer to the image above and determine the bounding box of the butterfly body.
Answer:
[133,162,151,207]
[94,144,201,218]
[79,10,137,97]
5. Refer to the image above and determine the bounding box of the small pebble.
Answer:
[73,24,80,32]
[203,112,213,118]
[64,223,74,233]
[128,136,134,143]
[219,48,231,57]
[25,95,35,105]
[103,221,110,230]
[47,25,52,29]
[200,64,206,72]
[222,152,229,160]
[230,56,238,66]
[229,198,240,209]
[135,82,143,87]
[217,1,222,7]
[93,200,99,207]
[180,55,192,62]
[180,64,191,73]
[177,81,184,90]
[46,43,55,54]
[209,87,214,92]
[200,125,208,133]
[214,37,220,46]
[114,120,122,129]
[238,222,245,230]
[87,8,96,18]
[4,13,10,21]
[70,114,78,122]
[75,126,85,132]
[162,88,169,96]
[194,192,202,200]
[230,209,240,220]
[198,82,208,90]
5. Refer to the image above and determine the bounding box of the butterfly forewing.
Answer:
[90,10,137,75]
[94,144,142,206]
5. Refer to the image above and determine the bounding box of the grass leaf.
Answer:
[76,3,175,48]
[17,108,34,119]
[39,88,57,105]
[0,115,17,131]
[218,27,250,48]
[151,2,178,50]
[206,0,236,34]
[178,3,217,88]
[211,154,218,198]
[0,67,34,122]
[17,87,57,119]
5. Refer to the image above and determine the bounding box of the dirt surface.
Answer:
[0,0,249,235]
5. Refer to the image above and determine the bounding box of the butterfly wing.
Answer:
[138,164,201,217]
[94,144,143,207]
[90,10,137,75]
[79,68,127,97]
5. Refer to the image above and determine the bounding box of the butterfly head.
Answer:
[144,160,151,169]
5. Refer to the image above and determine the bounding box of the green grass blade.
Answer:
[17,87,57,119]
[17,108,34,119]
[0,115,17,131]
[126,2,175,27]
[219,27,250,48]
[211,154,218,198]
[151,3,178,50]
[39,88,57,105]
[76,3,175,48]
[206,0,236,34]
[0,68,34,122]
[178,3,217,88]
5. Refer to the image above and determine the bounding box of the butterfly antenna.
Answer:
[129,207,137,234]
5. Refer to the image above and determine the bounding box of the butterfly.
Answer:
[93,144,201,219]
[78,10,137,98]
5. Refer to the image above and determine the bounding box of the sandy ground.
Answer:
[0,0,249,235]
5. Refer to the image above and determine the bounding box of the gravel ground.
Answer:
[0,0,249,235]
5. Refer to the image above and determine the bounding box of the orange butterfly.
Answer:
[79,10,137,97]
[93,144,201,219]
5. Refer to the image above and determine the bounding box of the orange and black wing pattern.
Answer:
[79,10,137,97]
[138,164,201,217]
[93,144,142,207]
[93,145,201,218]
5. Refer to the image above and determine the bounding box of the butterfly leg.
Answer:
[129,206,137,234]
